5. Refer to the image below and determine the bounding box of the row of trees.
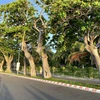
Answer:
[42,0,100,73]
[0,0,100,78]
[0,0,51,78]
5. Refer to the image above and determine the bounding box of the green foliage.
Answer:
[0,0,37,37]
[52,65,99,79]
[0,0,100,77]
[36,66,42,74]
[40,0,100,73]
[42,0,100,53]
[0,0,38,60]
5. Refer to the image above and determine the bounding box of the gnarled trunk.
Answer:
[0,59,4,71]
[92,49,100,72]
[22,35,36,77]
[33,11,52,78]
[2,53,13,73]
[84,34,100,74]
[6,60,12,73]
[36,42,51,78]
[41,53,51,78]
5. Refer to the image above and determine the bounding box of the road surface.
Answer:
[0,74,100,100]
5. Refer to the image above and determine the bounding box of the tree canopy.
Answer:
[0,0,100,76]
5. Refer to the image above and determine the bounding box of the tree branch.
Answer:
[33,5,47,33]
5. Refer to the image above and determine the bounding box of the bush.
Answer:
[36,66,42,74]
[52,65,99,79]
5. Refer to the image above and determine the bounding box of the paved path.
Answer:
[0,74,100,100]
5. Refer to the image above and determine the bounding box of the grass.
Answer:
[30,75,100,90]
[46,78,100,89]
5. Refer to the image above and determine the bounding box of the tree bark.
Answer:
[36,42,51,78]
[41,53,51,78]
[2,53,13,73]
[22,35,36,77]
[84,34,100,74]
[6,60,12,73]
[92,49,100,72]
[0,59,4,71]
[33,8,52,78]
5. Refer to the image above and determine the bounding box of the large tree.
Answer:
[41,0,100,73]
[0,38,14,72]
[33,8,52,78]
[0,0,37,76]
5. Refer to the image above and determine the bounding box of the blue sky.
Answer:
[0,0,40,11]
[0,0,36,4]
[0,0,48,19]
[0,0,15,4]
[0,0,39,10]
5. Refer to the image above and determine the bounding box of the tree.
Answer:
[0,0,37,76]
[41,0,100,74]
[0,38,14,72]
[22,32,36,76]
[33,9,52,78]
[0,55,4,71]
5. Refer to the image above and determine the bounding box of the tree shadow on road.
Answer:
[0,77,14,100]
[24,85,58,100]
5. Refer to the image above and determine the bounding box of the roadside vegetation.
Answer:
[0,0,100,82]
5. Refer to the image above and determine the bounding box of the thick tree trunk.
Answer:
[41,53,51,78]
[89,49,100,78]
[0,59,4,71]
[33,12,52,78]
[36,42,51,78]
[3,54,13,73]
[84,34,100,75]
[22,36,36,77]
[92,49,100,73]
[6,60,12,73]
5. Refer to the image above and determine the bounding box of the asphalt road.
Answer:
[0,74,100,100]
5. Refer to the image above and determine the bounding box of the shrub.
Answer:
[52,65,99,79]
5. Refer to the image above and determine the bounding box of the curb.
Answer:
[0,73,100,94]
